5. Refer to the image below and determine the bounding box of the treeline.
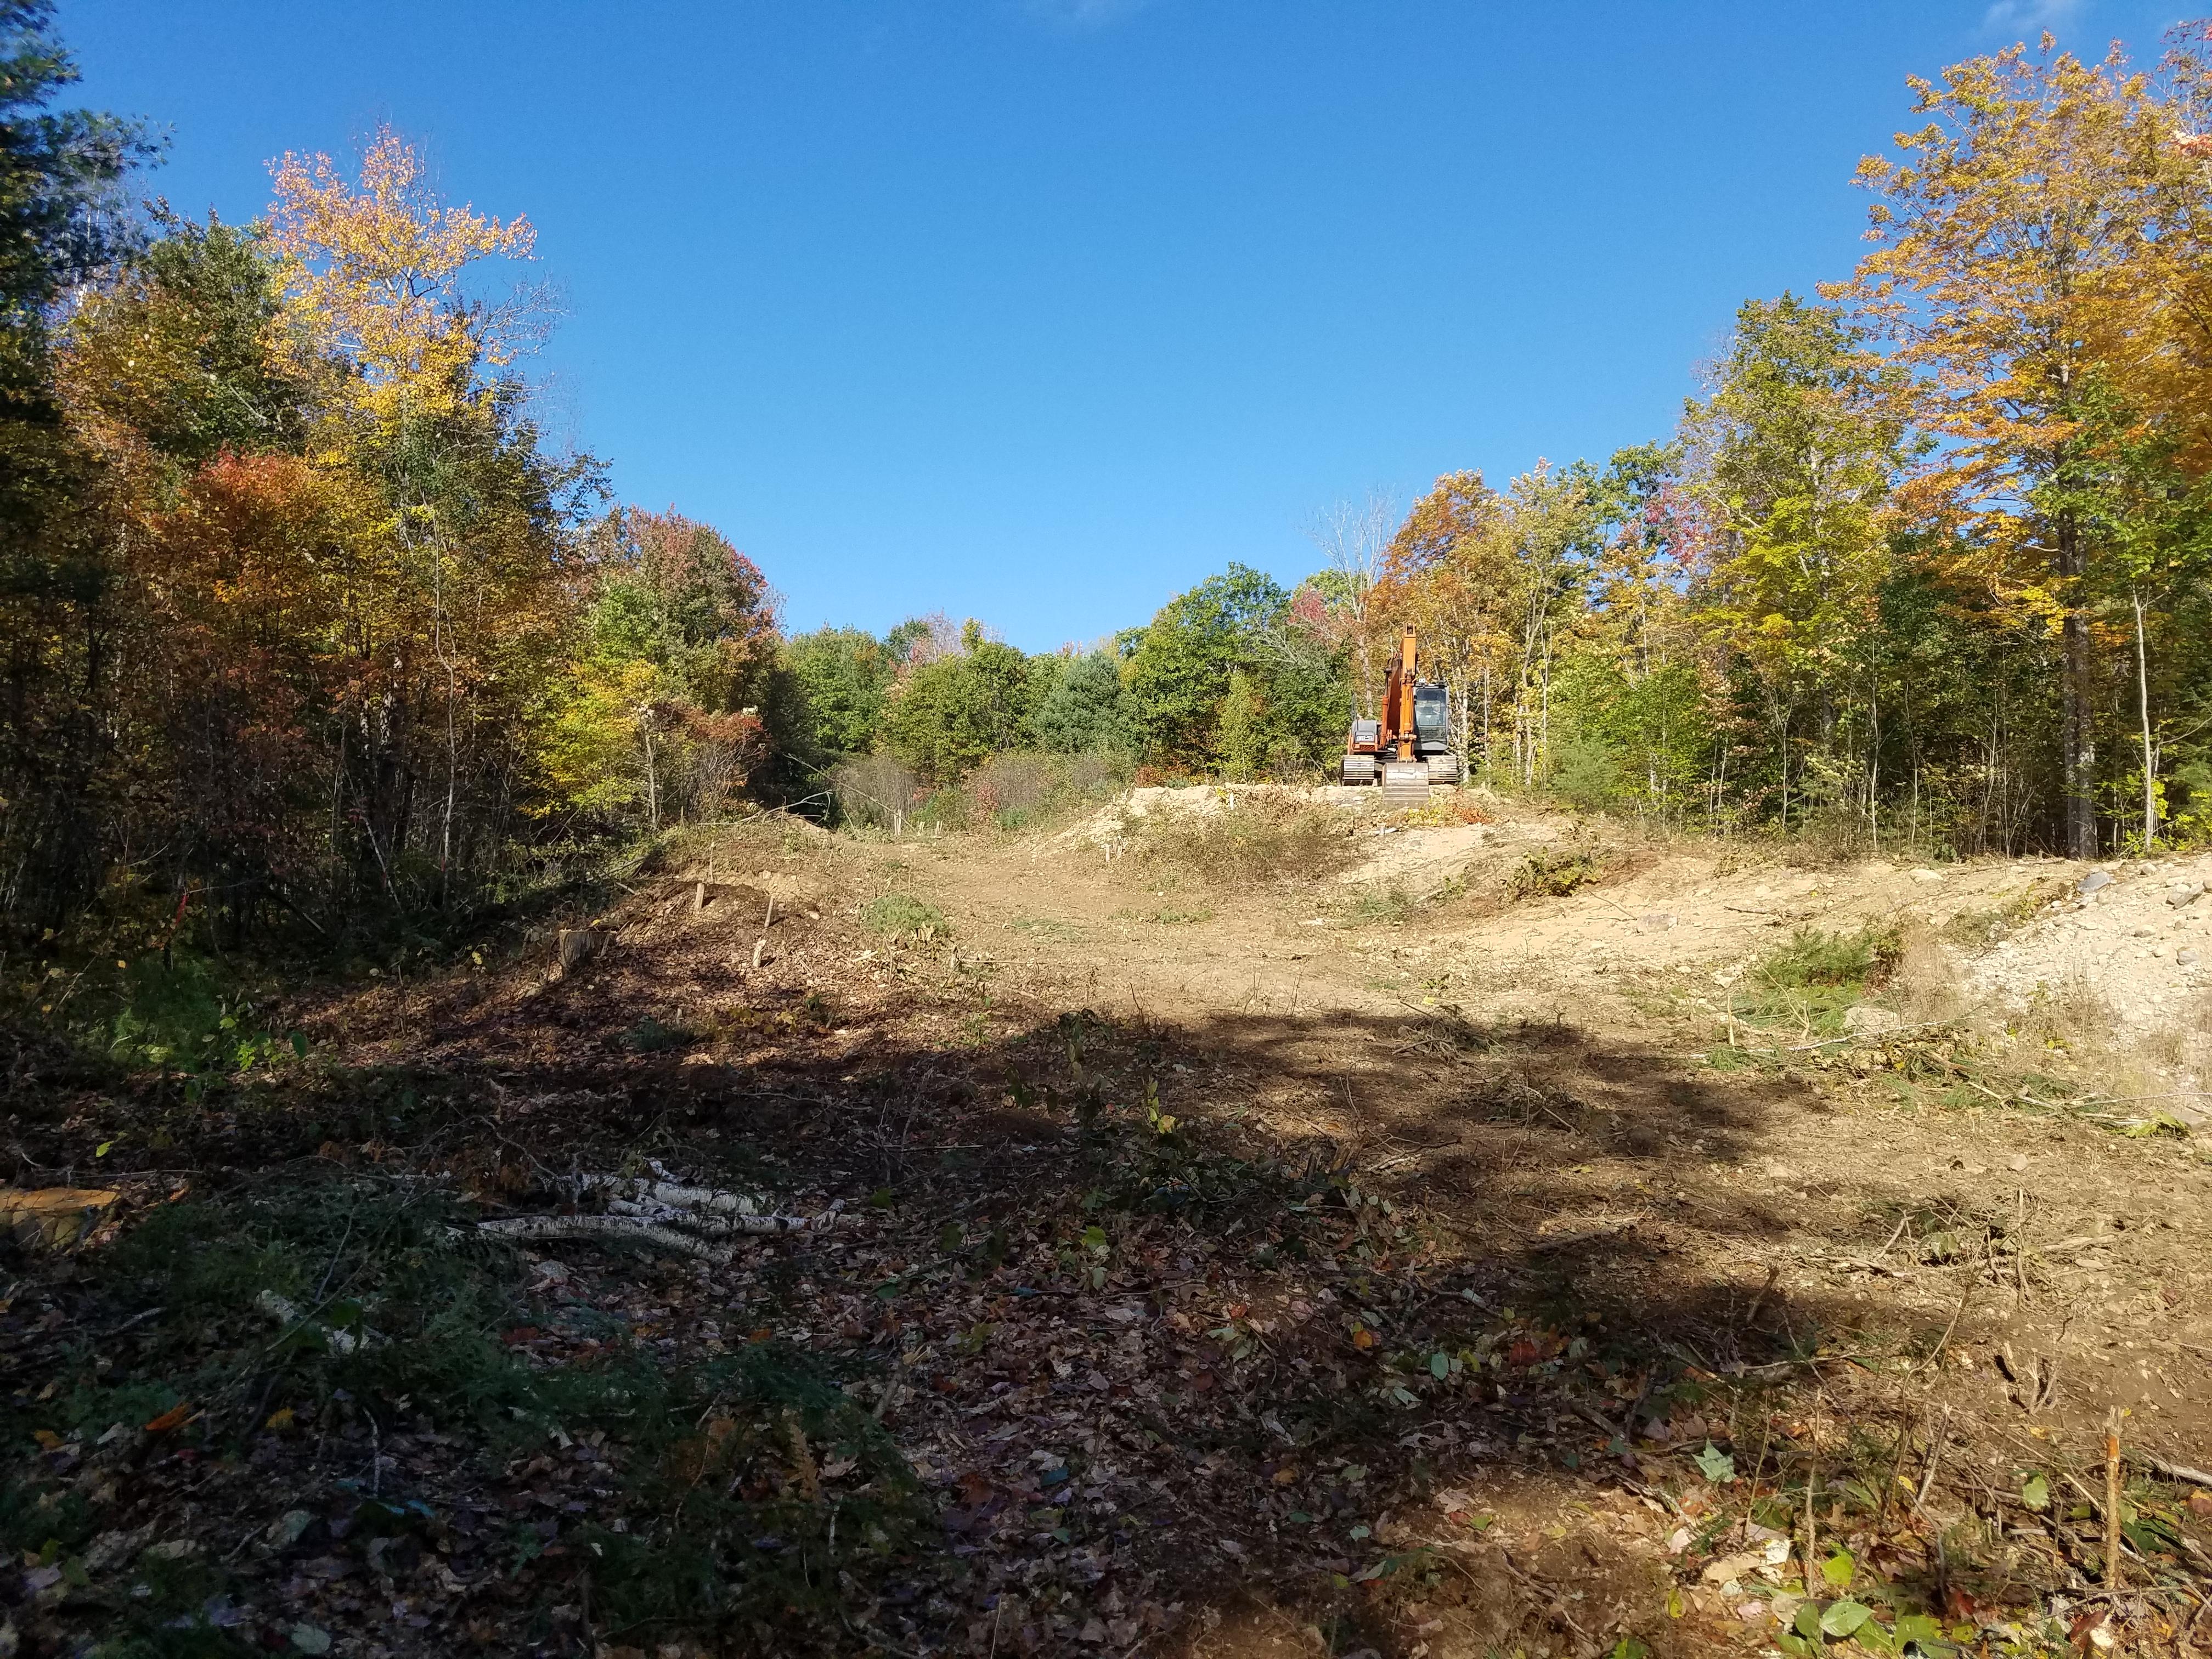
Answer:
[8,8,2212,958]
[771,563,1346,827]
[0,4,792,946]
[1355,32,2212,859]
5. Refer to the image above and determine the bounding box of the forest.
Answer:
[8,2,2212,966]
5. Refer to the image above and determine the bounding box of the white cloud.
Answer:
[1982,0,2084,33]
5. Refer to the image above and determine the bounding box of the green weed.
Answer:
[1731,924,1901,1038]
[862,892,950,941]
[1336,888,1413,926]
[620,1014,693,1052]
[1753,924,1900,990]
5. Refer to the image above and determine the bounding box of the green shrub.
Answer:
[1752,925,1900,990]
[97,950,298,1079]
[1733,924,1902,1038]
[863,892,950,941]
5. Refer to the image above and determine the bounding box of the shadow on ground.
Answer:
[1,907,2186,1658]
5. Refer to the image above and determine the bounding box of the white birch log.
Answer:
[475,1214,736,1262]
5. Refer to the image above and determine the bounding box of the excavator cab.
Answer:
[1412,685,1450,752]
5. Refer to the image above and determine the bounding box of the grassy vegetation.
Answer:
[861,892,951,942]
[1731,923,1901,1038]
[1334,887,1414,927]
[1127,797,1354,887]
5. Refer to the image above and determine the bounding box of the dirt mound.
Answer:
[1059,781,1365,851]
[1960,853,2212,1040]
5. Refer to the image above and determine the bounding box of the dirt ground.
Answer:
[816,787,2212,1651]
[7,789,2212,1658]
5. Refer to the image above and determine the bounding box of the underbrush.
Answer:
[1,1181,926,1656]
[1,943,312,1118]
[1391,794,1495,830]
[833,748,1133,836]
[1728,924,1901,1039]
[1125,795,1355,887]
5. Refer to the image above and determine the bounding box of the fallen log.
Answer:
[475,1213,737,1262]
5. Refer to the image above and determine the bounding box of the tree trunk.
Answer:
[2134,586,2157,849]
[2057,511,2097,859]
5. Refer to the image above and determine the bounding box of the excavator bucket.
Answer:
[1381,760,1430,806]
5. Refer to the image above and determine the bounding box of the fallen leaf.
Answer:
[1701,1550,1763,1584]
[144,1403,193,1434]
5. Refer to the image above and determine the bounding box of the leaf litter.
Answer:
[4,828,2211,1657]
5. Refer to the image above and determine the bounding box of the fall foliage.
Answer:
[9,15,2212,963]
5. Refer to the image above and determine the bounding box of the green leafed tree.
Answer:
[878,621,1041,785]
[1028,648,1129,753]
[781,627,898,758]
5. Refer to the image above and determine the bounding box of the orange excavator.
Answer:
[1340,625,1460,803]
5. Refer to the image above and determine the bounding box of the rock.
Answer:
[2078,869,2113,895]
[2169,885,2205,909]
[1844,1005,1904,1036]
[2181,949,2202,969]
[1639,912,1678,932]
[1910,868,1945,883]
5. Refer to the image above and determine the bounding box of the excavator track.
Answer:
[1381,760,1430,806]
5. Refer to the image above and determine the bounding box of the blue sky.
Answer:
[70,0,2183,649]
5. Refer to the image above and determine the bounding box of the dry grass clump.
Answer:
[832,753,927,833]
[1128,796,1355,887]
[1889,917,1962,1022]
[1506,846,1604,899]
[2019,966,2115,1051]
[1393,794,1495,830]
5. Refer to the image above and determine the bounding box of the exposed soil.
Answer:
[5,793,2212,1658]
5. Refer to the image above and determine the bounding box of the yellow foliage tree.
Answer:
[1829,37,2169,855]
[267,127,537,425]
